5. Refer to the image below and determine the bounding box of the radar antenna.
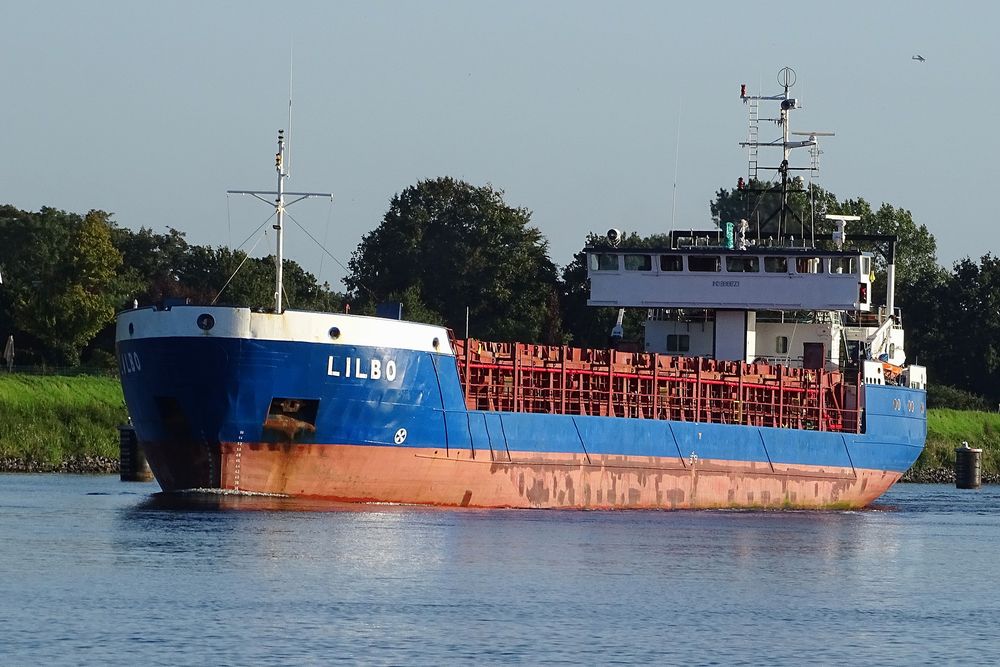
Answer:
[792,131,835,173]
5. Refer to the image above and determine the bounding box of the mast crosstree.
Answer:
[227,129,332,313]
[739,67,833,240]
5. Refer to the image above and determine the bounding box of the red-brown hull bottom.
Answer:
[217,442,900,510]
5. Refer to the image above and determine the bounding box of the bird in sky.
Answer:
[912,54,926,62]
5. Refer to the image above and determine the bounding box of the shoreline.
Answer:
[900,466,998,484]
[0,456,118,474]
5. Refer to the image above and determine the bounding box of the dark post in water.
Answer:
[955,441,982,490]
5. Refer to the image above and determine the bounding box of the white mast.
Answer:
[275,130,287,313]
[739,67,833,240]
[228,130,332,313]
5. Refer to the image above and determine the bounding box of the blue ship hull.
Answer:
[116,307,926,508]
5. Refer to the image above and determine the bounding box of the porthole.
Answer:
[432,337,440,350]
[128,322,134,336]
[196,314,215,331]
[329,327,341,340]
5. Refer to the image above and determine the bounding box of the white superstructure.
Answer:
[588,249,873,311]
[584,68,919,384]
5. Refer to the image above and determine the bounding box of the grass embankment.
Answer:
[911,409,1000,481]
[0,374,128,471]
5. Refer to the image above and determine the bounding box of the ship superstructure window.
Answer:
[795,257,823,273]
[624,254,652,271]
[590,253,620,271]
[667,334,690,352]
[764,257,788,272]
[776,336,789,354]
[830,257,857,274]
[660,255,683,271]
[726,256,760,272]
[862,256,872,275]
[688,255,721,272]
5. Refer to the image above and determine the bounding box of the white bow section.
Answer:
[116,306,454,355]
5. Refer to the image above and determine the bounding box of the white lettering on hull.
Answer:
[327,356,398,382]
[120,352,142,375]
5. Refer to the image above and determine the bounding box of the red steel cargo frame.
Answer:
[454,340,861,434]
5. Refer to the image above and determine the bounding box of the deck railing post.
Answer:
[695,361,702,423]
[607,349,615,417]
[514,343,521,412]
[778,366,785,428]
[652,353,660,420]
[560,346,567,415]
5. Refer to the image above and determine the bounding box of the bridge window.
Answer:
[764,257,788,272]
[589,253,620,271]
[660,255,683,271]
[830,257,857,274]
[795,257,824,273]
[667,334,690,352]
[775,336,789,354]
[726,256,760,272]
[862,256,872,275]
[688,255,721,272]
[624,254,652,271]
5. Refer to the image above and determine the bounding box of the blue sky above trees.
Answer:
[1,0,991,288]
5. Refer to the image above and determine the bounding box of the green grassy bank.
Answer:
[1,374,999,479]
[0,374,127,470]
[916,409,1000,478]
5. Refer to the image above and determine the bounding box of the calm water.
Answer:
[1,476,999,665]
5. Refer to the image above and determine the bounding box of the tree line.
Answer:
[0,205,341,367]
[1,177,997,406]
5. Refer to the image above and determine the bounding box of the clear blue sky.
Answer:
[2,1,994,289]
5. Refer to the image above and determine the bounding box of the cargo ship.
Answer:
[116,71,926,509]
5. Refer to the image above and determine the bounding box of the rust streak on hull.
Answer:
[209,442,897,510]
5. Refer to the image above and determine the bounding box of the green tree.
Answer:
[894,264,949,375]
[826,199,938,289]
[711,180,839,240]
[712,186,939,306]
[559,231,670,348]
[111,225,343,312]
[346,177,561,342]
[111,226,193,305]
[211,253,342,313]
[932,255,1000,401]
[1,208,125,365]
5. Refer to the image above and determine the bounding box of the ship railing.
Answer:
[841,310,893,328]
[753,311,829,324]
[454,340,863,434]
[752,354,805,367]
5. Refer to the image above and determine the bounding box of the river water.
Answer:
[1,475,998,665]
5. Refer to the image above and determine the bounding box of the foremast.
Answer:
[227,130,332,313]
